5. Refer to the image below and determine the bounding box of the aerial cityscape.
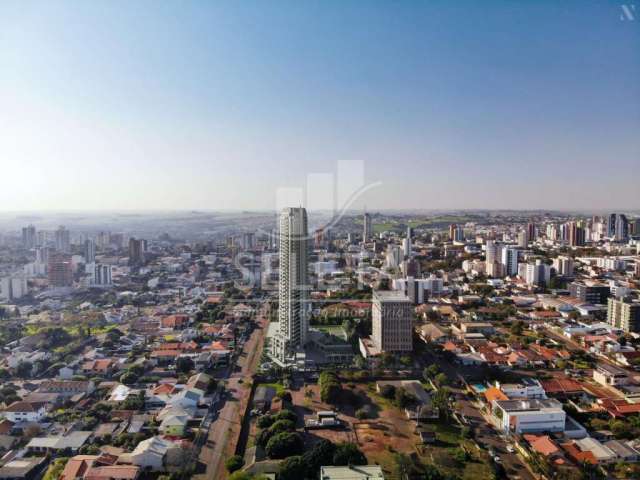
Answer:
[1,2,640,480]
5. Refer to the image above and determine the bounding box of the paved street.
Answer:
[194,305,269,480]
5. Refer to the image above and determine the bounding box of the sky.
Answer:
[1,0,639,212]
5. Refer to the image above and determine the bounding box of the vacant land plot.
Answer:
[418,422,495,480]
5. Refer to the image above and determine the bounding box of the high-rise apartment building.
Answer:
[568,222,585,247]
[363,213,372,243]
[525,259,551,287]
[608,213,629,241]
[527,223,536,242]
[22,225,36,249]
[128,238,147,266]
[48,253,73,287]
[93,264,113,286]
[273,207,310,362]
[552,256,574,276]
[607,298,640,333]
[517,230,528,248]
[55,226,71,253]
[501,247,519,276]
[84,239,96,263]
[450,225,464,242]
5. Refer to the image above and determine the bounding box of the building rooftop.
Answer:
[320,465,385,479]
[373,290,410,302]
[495,398,563,413]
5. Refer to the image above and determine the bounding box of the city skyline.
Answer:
[2,1,639,211]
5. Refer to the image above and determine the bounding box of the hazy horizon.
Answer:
[2,1,639,211]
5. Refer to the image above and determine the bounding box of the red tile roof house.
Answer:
[2,401,47,423]
[82,359,116,377]
[61,454,140,480]
[540,378,585,398]
[524,434,564,461]
[161,314,190,330]
[599,398,640,418]
[150,349,182,365]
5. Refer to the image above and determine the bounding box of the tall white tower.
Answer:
[275,207,310,362]
[363,212,372,243]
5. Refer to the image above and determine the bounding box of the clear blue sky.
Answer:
[1,0,638,211]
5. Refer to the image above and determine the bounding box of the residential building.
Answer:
[55,226,71,253]
[272,207,309,363]
[363,212,372,243]
[593,364,630,387]
[492,398,566,434]
[48,253,73,287]
[607,298,640,333]
[525,259,551,287]
[501,247,519,276]
[128,238,147,266]
[1,401,47,423]
[21,225,36,249]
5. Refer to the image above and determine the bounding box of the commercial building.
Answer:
[371,290,412,354]
[569,281,610,305]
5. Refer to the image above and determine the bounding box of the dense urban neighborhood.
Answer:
[0,210,640,480]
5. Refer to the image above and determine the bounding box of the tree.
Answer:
[393,453,414,480]
[423,464,445,480]
[432,388,451,420]
[434,373,448,387]
[510,320,524,336]
[176,356,195,374]
[332,442,367,466]
[274,409,297,423]
[257,415,275,429]
[423,364,439,380]
[16,361,33,378]
[302,439,336,474]
[394,387,414,409]
[43,458,69,480]
[278,455,307,480]
[120,371,138,385]
[265,432,304,459]
[319,371,341,404]
[268,419,295,435]
[225,455,245,473]
[228,473,253,480]
[380,384,396,399]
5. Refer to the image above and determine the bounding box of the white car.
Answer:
[506,445,515,453]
